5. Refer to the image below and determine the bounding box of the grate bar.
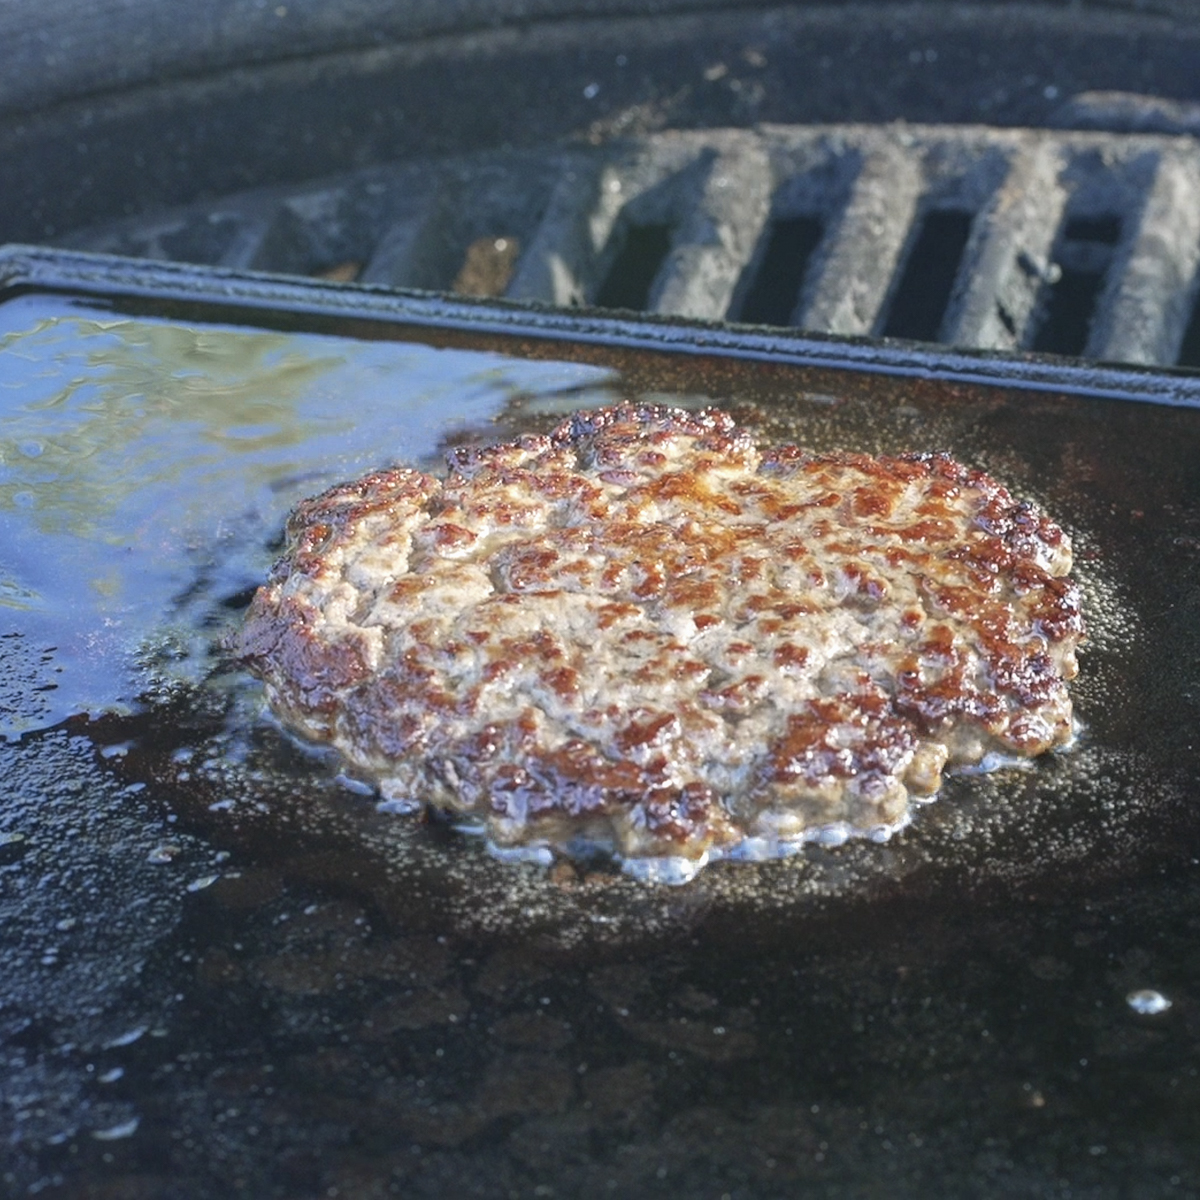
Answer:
[360,214,432,288]
[360,192,450,290]
[216,217,273,271]
[505,158,599,307]
[794,145,924,337]
[941,143,1070,352]
[1087,149,1200,365]
[649,140,772,321]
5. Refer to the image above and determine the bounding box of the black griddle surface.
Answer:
[2,249,1200,1199]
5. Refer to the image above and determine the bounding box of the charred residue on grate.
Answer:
[452,236,522,298]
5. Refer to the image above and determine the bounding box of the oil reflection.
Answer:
[0,295,616,734]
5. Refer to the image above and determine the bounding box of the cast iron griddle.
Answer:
[2,247,1200,1198]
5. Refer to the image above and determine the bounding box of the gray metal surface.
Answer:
[58,122,1200,367]
[0,0,772,117]
[0,2,1191,119]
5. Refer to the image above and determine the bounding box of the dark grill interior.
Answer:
[880,209,974,343]
[0,2,1191,372]
[594,222,675,311]
[1033,213,1125,356]
[734,214,824,326]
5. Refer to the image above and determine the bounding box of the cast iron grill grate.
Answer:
[58,123,1200,367]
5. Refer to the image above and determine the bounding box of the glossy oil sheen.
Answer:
[0,293,617,735]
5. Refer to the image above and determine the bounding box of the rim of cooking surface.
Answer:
[8,243,1200,406]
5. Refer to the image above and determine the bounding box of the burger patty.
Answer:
[235,404,1083,870]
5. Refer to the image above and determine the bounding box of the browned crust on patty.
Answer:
[235,404,1083,865]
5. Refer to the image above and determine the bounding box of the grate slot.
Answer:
[1061,214,1122,245]
[735,217,824,326]
[595,223,674,311]
[1032,214,1123,357]
[1175,297,1200,368]
[881,210,974,342]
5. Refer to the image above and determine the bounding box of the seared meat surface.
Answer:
[235,405,1083,872]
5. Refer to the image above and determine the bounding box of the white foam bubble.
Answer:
[1126,989,1172,1015]
[485,841,554,868]
[620,853,709,885]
